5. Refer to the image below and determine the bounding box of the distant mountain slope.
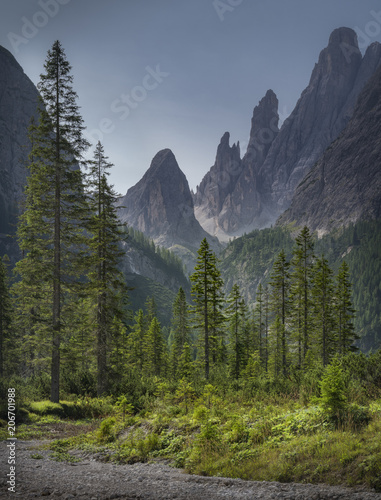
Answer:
[219,221,381,353]
[121,228,190,326]
[277,62,381,234]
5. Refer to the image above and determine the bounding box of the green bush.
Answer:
[342,403,371,430]
[319,361,347,419]
[97,416,117,442]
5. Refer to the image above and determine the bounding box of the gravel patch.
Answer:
[1,440,381,499]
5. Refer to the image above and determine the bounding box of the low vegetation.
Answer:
[1,353,381,491]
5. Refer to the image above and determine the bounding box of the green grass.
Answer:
[2,394,381,492]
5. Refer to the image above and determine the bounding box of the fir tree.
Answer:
[0,256,12,377]
[14,41,89,402]
[85,141,128,396]
[190,239,223,379]
[254,283,265,365]
[177,342,194,380]
[226,284,247,379]
[170,287,190,377]
[269,250,290,376]
[312,255,336,366]
[127,309,146,372]
[145,297,158,327]
[291,226,315,365]
[208,253,226,365]
[144,317,166,377]
[335,261,357,355]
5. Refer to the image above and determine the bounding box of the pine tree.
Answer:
[269,250,290,376]
[208,253,226,365]
[170,287,190,377]
[85,141,128,396]
[145,297,157,327]
[254,283,265,365]
[0,256,12,377]
[335,261,357,355]
[226,284,247,379]
[177,342,194,380]
[312,255,336,366]
[290,226,315,365]
[190,239,223,379]
[263,285,270,372]
[144,317,166,377]
[14,41,89,402]
[126,309,146,372]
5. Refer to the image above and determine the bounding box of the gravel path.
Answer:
[1,440,381,500]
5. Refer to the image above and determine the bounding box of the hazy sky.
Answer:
[2,0,381,195]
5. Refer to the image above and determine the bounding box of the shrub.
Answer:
[97,416,116,442]
[319,360,347,419]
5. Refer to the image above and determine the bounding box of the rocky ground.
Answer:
[1,440,381,500]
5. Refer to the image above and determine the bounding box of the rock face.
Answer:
[117,149,217,254]
[0,46,39,256]
[194,90,279,241]
[260,28,381,218]
[277,62,381,234]
[193,132,243,240]
[220,89,279,235]
[194,28,381,240]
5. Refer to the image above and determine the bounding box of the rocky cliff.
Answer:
[193,132,243,240]
[117,149,219,261]
[260,28,381,219]
[193,28,381,240]
[0,46,39,257]
[220,89,280,236]
[277,62,381,234]
[194,90,279,241]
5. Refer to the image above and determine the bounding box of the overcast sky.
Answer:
[2,0,381,195]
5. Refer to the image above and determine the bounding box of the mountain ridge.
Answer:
[277,61,381,234]
[193,28,381,241]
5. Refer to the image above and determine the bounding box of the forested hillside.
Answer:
[316,220,381,352]
[219,221,381,353]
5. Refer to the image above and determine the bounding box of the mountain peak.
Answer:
[220,131,230,145]
[118,149,216,253]
[328,27,359,48]
[244,89,279,165]
[145,148,180,178]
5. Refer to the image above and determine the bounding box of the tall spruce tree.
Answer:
[144,317,166,377]
[85,141,128,395]
[269,250,290,376]
[0,256,12,377]
[14,41,89,402]
[312,255,336,366]
[226,284,247,379]
[170,287,190,377]
[190,238,223,379]
[290,226,315,365]
[208,252,226,365]
[127,309,146,372]
[254,283,265,365]
[335,261,357,355]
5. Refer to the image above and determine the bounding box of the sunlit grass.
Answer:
[3,392,381,491]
